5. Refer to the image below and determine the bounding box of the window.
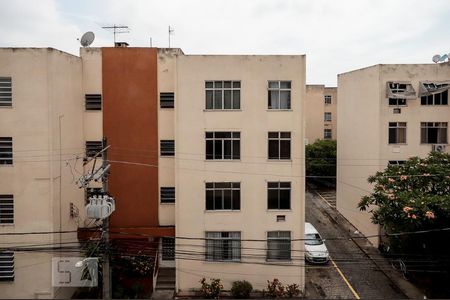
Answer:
[388,122,407,144]
[268,132,291,160]
[85,94,102,110]
[205,132,240,160]
[267,182,291,210]
[205,81,240,110]
[324,112,332,122]
[0,77,12,107]
[268,81,291,109]
[205,232,241,261]
[160,92,175,108]
[324,95,331,104]
[389,98,406,106]
[388,160,406,166]
[162,237,175,261]
[160,187,175,203]
[324,129,332,140]
[85,141,103,158]
[0,137,13,165]
[0,251,14,281]
[386,82,416,99]
[267,231,291,260]
[0,195,13,224]
[160,140,175,156]
[421,122,448,144]
[205,182,240,210]
[421,90,448,105]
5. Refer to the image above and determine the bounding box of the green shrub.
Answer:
[200,277,223,299]
[231,280,253,298]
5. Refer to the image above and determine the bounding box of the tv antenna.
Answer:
[432,53,450,63]
[168,26,174,48]
[78,31,95,47]
[102,24,130,45]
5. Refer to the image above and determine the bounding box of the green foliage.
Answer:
[231,280,253,298]
[358,152,450,253]
[200,278,223,299]
[305,139,336,179]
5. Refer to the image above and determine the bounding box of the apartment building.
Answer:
[0,48,86,298]
[305,85,337,143]
[337,63,450,245]
[0,46,306,297]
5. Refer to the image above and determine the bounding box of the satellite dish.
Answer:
[432,54,441,63]
[439,54,448,62]
[80,31,95,47]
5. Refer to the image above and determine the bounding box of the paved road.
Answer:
[305,189,408,299]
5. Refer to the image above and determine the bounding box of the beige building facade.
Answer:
[305,85,337,143]
[337,63,450,245]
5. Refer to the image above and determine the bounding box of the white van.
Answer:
[305,222,330,264]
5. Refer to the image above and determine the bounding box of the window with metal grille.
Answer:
[268,132,291,160]
[0,252,14,281]
[205,182,240,210]
[268,182,291,210]
[421,90,448,105]
[324,112,332,122]
[85,94,102,110]
[267,231,291,260]
[268,81,291,109]
[85,141,103,158]
[205,81,240,110]
[162,237,175,261]
[388,122,407,144]
[160,140,175,156]
[0,137,13,165]
[0,195,13,224]
[205,132,240,160]
[160,187,175,203]
[324,129,332,140]
[324,95,332,104]
[205,232,241,261]
[421,122,448,144]
[0,77,12,107]
[160,92,175,108]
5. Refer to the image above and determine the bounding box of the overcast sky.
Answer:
[1,0,449,86]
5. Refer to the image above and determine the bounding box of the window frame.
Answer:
[267,182,291,210]
[421,90,448,106]
[85,94,102,111]
[420,122,448,144]
[388,98,407,106]
[0,137,13,165]
[388,122,407,144]
[0,195,13,225]
[205,182,241,211]
[0,251,14,281]
[160,140,175,156]
[324,112,332,122]
[268,80,292,110]
[160,187,175,204]
[161,237,175,261]
[205,132,240,160]
[324,95,332,105]
[160,92,175,108]
[205,232,241,262]
[268,132,291,160]
[324,129,332,140]
[0,77,12,108]
[205,81,241,110]
[267,231,291,261]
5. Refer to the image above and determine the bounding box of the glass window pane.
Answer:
[214,140,222,159]
[280,140,291,159]
[224,140,232,159]
[206,182,213,188]
[388,128,397,144]
[216,132,231,138]
[206,140,214,159]
[224,90,232,109]
[268,81,279,88]
[268,140,279,159]
[215,182,231,188]
[233,81,241,88]
[279,190,290,209]
[442,90,448,105]
[205,81,213,88]
[214,81,223,88]
[268,182,278,188]
[269,91,279,109]
[280,81,291,89]
[206,90,213,109]
[232,132,240,138]
[214,190,223,209]
[280,91,291,109]
[232,190,240,210]
[233,90,240,109]
[269,132,279,138]
[206,132,213,138]
[224,190,232,209]
[280,182,291,188]
[224,81,231,88]
[206,190,214,210]
[439,128,448,143]
[214,90,222,109]
[232,140,240,159]
[268,189,279,209]
[280,132,291,138]
[232,182,240,188]
[421,128,427,143]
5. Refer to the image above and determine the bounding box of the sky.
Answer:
[1,0,449,86]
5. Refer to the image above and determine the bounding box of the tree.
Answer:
[305,139,336,183]
[358,152,450,256]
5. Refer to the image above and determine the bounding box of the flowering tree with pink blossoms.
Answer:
[358,152,450,255]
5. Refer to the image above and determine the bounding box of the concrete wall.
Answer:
[0,48,85,298]
[337,63,450,246]
[175,55,305,291]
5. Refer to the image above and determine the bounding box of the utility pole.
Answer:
[101,137,111,300]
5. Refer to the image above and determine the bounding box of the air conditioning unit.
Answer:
[432,144,446,152]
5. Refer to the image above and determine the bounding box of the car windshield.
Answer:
[305,233,323,245]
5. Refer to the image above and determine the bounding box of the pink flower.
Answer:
[400,175,408,181]
[387,193,395,200]
[388,178,395,183]
[425,211,435,219]
[411,214,417,219]
[403,206,413,213]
